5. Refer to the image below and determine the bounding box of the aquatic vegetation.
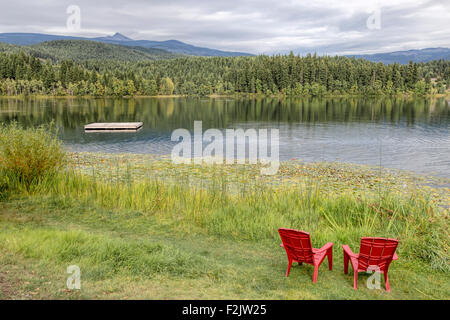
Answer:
[69,152,450,208]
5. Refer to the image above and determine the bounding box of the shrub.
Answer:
[0,122,66,185]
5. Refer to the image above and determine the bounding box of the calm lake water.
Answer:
[0,97,449,178]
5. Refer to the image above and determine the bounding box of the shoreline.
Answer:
[69,150,450,180]
[0,92,449,99]
[69,151,450,208]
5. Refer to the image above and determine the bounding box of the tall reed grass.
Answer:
[0,122,66,188]
[18,169,449,272]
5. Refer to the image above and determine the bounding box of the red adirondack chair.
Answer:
[342,237,399,291]
[278,228,333,283]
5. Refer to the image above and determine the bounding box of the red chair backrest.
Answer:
[358,237,398,271]
[278,228,314,264]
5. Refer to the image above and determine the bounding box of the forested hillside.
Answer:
[0,50,448,97]
[0,40,178,62]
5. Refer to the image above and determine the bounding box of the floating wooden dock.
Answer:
[84,122,143,132]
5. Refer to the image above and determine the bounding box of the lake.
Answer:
[0,97,449,178]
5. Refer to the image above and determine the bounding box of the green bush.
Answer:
[0,122,66,185]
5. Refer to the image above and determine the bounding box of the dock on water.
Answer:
[84,122,143,132]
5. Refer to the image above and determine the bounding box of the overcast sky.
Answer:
[0,0,448,54]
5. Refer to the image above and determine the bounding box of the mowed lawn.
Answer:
[0,193,448,300]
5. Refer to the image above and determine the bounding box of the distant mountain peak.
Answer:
[0,32,253,57]
[108,32,132,41]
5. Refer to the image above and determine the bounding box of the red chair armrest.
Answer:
[316,242,333,252]
[393,252,399,260]
[342,244,358,258]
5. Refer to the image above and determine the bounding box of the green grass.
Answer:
[0,124,448,299]
[0,165,448,299]
[0,122,66,186]
[0,193,448,300]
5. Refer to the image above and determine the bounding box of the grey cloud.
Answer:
[0,0,448,54]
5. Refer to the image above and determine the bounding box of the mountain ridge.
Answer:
[0,32,253,57]
[0,32,449,63]
[346,47,450,64]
